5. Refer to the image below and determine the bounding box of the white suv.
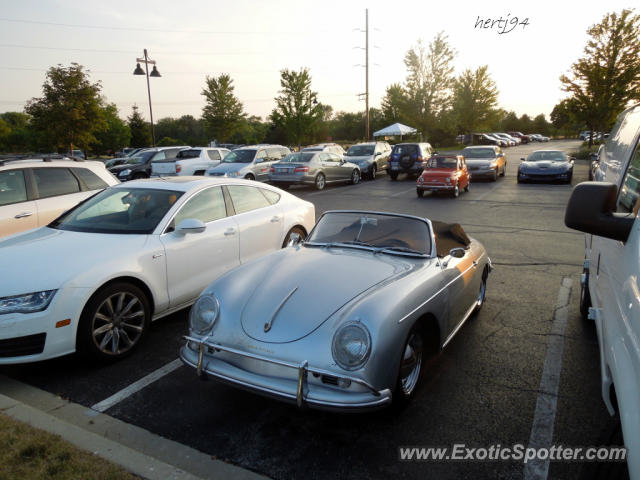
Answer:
[151,147,230,177]
[564,102,640,478]
[0,157,118,238]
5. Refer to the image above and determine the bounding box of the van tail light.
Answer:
[270,167,276,173]
[294,166,309,173]
[416,156,424,164]
[176,164,181,173]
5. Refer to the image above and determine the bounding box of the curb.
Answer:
[0,375,268,480]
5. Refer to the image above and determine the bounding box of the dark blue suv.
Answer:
[387,142,433,180]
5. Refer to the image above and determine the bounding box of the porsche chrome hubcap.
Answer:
[400,332,423,395]
[92,292,145,355]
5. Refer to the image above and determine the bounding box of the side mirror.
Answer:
[287,232,303,247]
[564,182,634,242]
[520,157,525,162]
[175,218,206,235]
[589,153,598,162]
[449,247,466,258]
[570,157,576,163]
[375,152,381,156]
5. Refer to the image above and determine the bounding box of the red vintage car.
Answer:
[416,155,470,198]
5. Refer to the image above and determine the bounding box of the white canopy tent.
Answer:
[372,122,418,139]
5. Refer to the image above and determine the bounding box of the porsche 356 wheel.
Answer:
[416,188,424,198]
[475,268,488,314]
[282,226,306,248]
[77,282,150,361]
[397,325,424,398]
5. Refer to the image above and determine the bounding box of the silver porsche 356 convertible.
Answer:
[180,211,492,411]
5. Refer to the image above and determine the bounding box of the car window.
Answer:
[255,150,267,163]
[227,185,271,214]
[0,169,28,206]
[72,168,109,190]
[153,151,166,161]
[172,186,226,227]
[33,167,80,199]
[605,107,640,185]
[177,149,201,159]
[207,150,221,161]
[165,149,182,159]
[260,188,280,205]
[617,141,640,214]
[392,144,418,156]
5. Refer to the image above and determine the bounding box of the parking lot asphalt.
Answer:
[1,140,622,480]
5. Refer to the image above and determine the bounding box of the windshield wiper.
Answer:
[325,240,378,249]
[374,246,426,256]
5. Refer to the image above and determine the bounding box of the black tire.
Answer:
[193,170,205,176]
[417,188,424,198]
[369,164,377,180]
[282,226,306,248]
[464,181,470,192]
[76,282,151,362]
[389,171,398,181]
[244,174,255,181]
[394,322,426,405]
[501,163,506,176]
[451,185,460,198]
[474,268,488,314]
[580,269,592,320]
[132,172,147,180]
[492,169,498,182]
[350,169,360,185]
[314,173,326,190]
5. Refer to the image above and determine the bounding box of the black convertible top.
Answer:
[431,220,471,257]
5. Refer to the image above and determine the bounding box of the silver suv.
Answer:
[0,156,118,238]
[205,145,290,181]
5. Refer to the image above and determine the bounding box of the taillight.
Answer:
[270,167,275,173]
[416,156,424,163]
[176,164,181,173]
[294,166,309,173]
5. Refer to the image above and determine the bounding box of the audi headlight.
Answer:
[119,169,131,176]
[189,294,220,335]
[332,321,372,371]
[0,290,57,314]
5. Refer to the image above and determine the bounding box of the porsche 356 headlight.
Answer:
[189,294,220,335]
[332,321,372,371]
[0,290,57,314]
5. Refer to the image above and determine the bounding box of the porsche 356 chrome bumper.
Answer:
[180,335,392,412]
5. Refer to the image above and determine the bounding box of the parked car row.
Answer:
[457,132,549,146]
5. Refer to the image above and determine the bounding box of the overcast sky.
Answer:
[0,0,635,124]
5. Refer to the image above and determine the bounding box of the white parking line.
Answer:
[90,358,183,413]
[523,277,572,480]
[391,187,417,197]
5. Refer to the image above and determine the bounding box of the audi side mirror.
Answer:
[176,218,206,235]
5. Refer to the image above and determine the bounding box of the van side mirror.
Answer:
[564,182,634,242]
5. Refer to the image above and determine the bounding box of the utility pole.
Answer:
[365,8,370,140]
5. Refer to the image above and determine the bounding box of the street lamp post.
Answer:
[133,49,161,146]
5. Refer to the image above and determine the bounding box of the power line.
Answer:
[0,17,329,35]
[0,65,342,75]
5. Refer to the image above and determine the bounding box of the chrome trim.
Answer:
[584,258,590,270]
[297,360,308,408]
[264,287,298,332]
[398,261,477,323]
[183,335,381,395]
[180,349,392,411]
[441,299,478,349]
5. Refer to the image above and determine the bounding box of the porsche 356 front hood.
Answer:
[240,247,409,343]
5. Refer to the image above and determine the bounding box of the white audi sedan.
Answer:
[0,177,315,363]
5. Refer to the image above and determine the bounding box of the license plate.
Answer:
[152,163,175,174]
[391,165,399,170]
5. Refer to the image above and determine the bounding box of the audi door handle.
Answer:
[224,228,236,236]
[14,212,33,219]
[270,216,280,223]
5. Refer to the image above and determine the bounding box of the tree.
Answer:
[452,66,500,133]
[402,33,456,142]
[24,63,105,153]
[128,105,152,148]
[380,83,408,125]
[560,9,640,144]
[201,74,245,143]
[229,115,269,145]
[550,98,583,137]
[270,68,323,147]
[91,103,131,155]
[155,115,207,146]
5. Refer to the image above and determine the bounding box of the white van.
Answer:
[565,102,640,478]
